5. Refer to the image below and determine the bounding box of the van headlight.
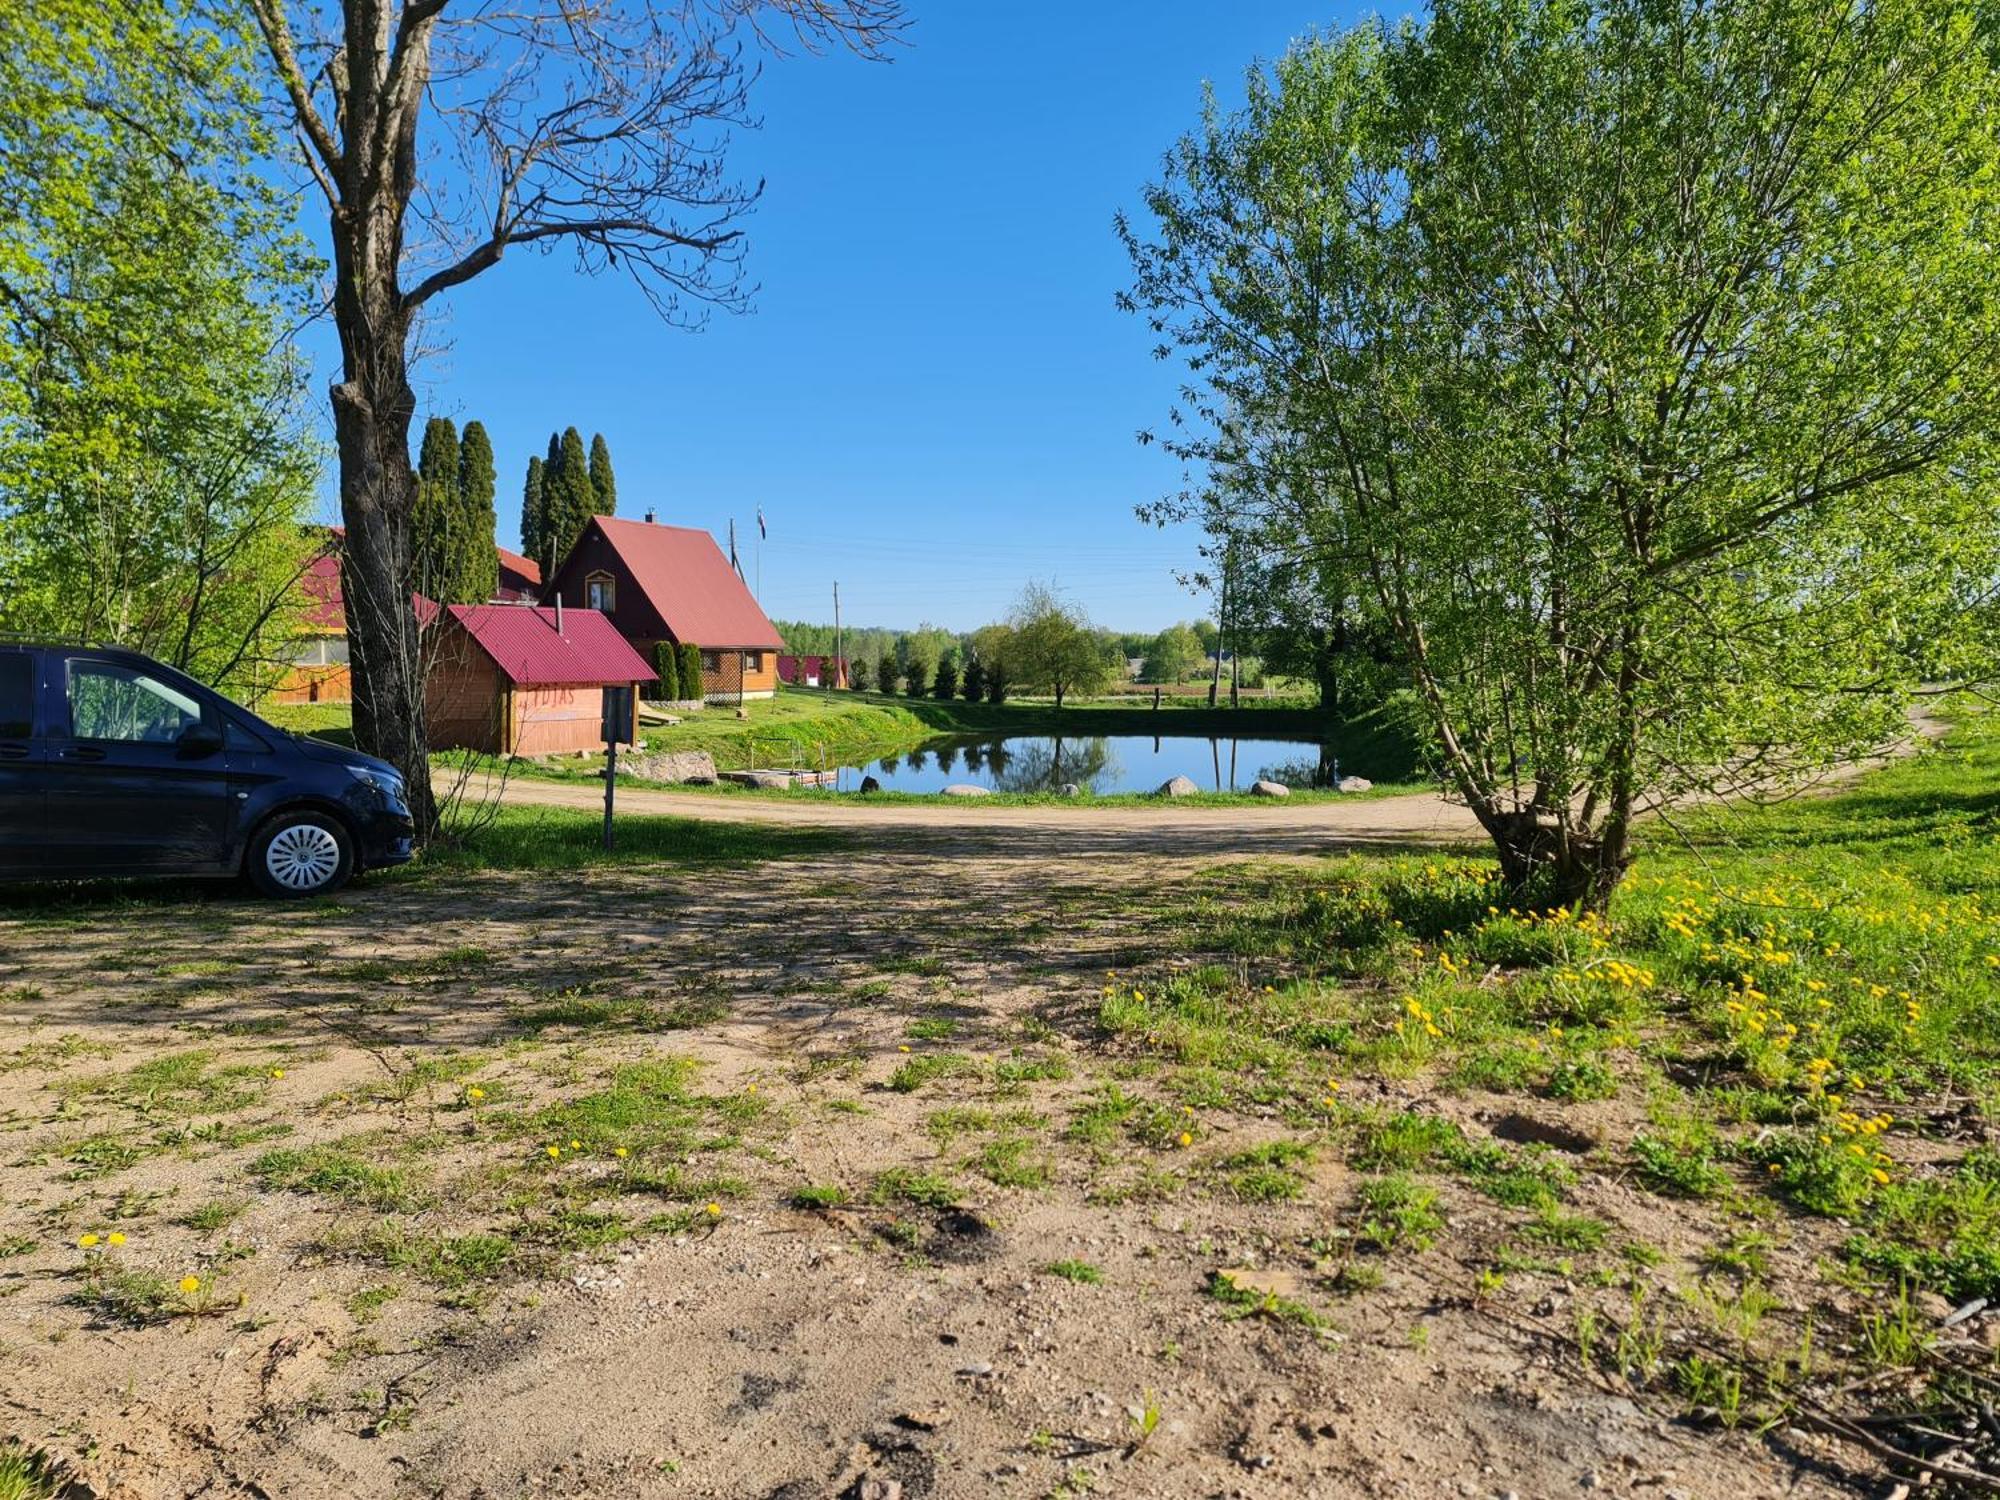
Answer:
[345,765,403,795]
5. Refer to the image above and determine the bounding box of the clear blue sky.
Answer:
[305,3,1377,634]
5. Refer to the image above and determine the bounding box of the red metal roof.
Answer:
[444,604,655,686]
[586,516,785,650]
[299,541,553,628]
[495,546,542,601]
[299,553,346,631]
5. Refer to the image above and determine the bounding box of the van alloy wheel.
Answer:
[265,822,342,891]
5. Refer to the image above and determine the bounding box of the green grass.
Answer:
[1043,1258,1103,1284]
[0,1443,67,1500]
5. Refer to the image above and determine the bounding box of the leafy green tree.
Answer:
[456,421,499,602]
[241,0,902,839]
[651,640,679,702]
[589,433,617,516]
[411,416,460,598]
[1124,0,2000,906]
[848,655,871,692]
[679,642,705,702]
[1006,583,1114,708]
[520,456,547,569]
[0,0,320,700]
[1138,623,1204,685]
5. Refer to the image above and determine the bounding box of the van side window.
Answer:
[0,654,33,737]
[66,661,205,743]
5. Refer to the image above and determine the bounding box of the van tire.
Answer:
[245,810,354,898]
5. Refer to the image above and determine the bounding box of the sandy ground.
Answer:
[0,827,1891,1500]
[457,769,1490,857]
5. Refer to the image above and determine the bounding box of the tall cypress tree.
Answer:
[589,433,617,516]
[521,455,546,573]
[542,425,596,569]
[456,421,498,602]
[412,416,460,599]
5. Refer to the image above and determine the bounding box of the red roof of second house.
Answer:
[300,552,345,630]
[494,546,542,602]
[444,604,655,687]
[586,516,785,650]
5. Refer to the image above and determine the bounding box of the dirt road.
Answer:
[459,771,1489,858]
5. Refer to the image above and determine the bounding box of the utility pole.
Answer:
[832,580,842,695]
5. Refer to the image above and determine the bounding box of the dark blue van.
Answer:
[0,643,414,897]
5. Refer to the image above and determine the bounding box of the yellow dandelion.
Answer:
[179,1275,201,1295]
[704,1202,721,1217]
[270,1068,285,1080]
[77,1233,99,1248]
[546,1145,561,1159]
[1177,1131,1193,1148]
[107,1232,126,1246]
[467,1085,486,1101]
[614,1147,629,1159]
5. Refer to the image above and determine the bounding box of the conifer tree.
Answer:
[412,416,459,599]
[520,455,546,571]
[541,425,597,567]
[589,433,617,516]
[652,640,679,701]
[679,642,704,702]
[456,420,498,602]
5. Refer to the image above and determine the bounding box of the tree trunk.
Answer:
[330,222,438,839]
[1487,810,1628,911]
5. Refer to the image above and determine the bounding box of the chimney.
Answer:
[644,507,656,524]
[554,593,563,635]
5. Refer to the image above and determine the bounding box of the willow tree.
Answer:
[245,0,904,835]
[1123,0,2000,906]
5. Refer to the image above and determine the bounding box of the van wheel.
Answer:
[246,811,353,898]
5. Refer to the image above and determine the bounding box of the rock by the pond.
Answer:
[859,775,882,794]
[1336,774,1374,792]
[940,783,992,797]
[1250,779,1291,798]
[1156,775,1200,798]
[608,750,717,784]
[1058,783,1083,798]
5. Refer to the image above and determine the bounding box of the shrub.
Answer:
[679,642,704,702]
[986,668,1010,704]
[961,657,986,700]
[932,654,958,698]
[652,641,679,701]
[848,657,871,692]
[875,655,897,697]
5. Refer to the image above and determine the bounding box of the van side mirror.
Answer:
[176,722,225,759]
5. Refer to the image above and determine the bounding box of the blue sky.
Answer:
[304,4,1375,633]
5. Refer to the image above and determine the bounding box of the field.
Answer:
[5,713,2000,1496]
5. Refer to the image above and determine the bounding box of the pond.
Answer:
[822,734,1350,795]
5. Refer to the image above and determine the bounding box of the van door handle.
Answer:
[57,746,104,763]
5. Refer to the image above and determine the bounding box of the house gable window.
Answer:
[744,650,764,672]
[585,571,616,612]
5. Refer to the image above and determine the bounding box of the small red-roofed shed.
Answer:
[424,603,654,755]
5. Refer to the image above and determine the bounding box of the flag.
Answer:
[756,507,767,541]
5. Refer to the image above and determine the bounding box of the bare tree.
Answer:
[244,0,905,836]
